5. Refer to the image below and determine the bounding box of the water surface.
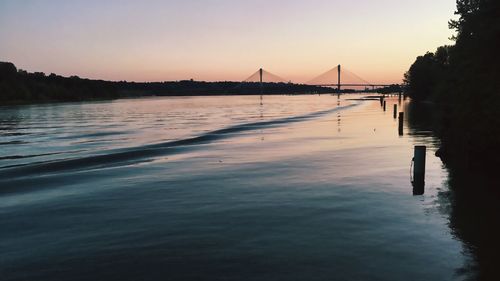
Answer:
[0,95,471,280]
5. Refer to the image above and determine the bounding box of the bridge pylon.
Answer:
[337,64,341,93]
[259,68,263,95]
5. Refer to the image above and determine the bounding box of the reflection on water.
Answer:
[445,172,500,281]
[0,94,487,280]
[405,100,500,281]
[0,96,342,169]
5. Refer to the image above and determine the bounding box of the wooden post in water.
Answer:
[398,112,404,135]
[393,104,397,119]
[413,146,426,181]
[380,96,383,106]
[412,146,426,195]
[383,101,386,111]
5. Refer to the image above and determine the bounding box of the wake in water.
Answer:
[0,96,471,281]
[0,102,359,186]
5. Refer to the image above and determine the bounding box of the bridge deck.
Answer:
[311,84,400,87]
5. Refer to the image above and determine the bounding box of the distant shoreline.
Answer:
[1,61,337,106]
[1,62,401,106]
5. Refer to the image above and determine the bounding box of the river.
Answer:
[0,94,483,280]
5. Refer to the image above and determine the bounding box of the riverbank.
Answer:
[403,0,500,176]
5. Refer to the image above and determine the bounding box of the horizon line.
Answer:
[3,61,404,85]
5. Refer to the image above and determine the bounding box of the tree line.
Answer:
[404,0,500,171]
[0,62,334,105]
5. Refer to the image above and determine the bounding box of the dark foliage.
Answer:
[0,64,118,104]
[404,46,451,101]
[0,64,333,105]
[376,84,403,95]
[404,0,500,171]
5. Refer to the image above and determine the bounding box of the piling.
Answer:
[412,146,426,195]
[393,104,397,119]
[413,146,426,182]
[383,101,386,111]
[380,96,383,106]
[398,112,404,135]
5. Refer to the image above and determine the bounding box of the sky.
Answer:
[0,0,457,84]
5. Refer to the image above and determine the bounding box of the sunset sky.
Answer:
[0,0,456,84]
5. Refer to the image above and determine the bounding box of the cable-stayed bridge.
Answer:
[243,65,401,92]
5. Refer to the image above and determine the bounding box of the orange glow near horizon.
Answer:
[0,0,456,84]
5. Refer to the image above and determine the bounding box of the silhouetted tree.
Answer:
[404,0,500,170]
[0,62,17,80]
